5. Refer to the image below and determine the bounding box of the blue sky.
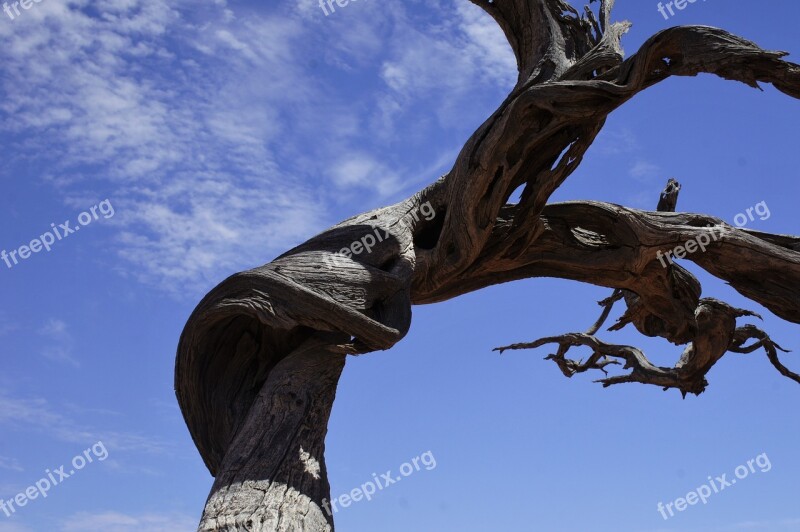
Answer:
[0,0,798,531]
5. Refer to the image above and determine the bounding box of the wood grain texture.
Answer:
[176,1,800,529]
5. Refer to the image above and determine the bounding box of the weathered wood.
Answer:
[198,335,345,531]
[176,2,800,529]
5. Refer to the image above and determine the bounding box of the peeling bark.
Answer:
[176,1,800,529]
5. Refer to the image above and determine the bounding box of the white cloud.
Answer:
[720,519,800,530]
[329,153,403,198]
[60,511,196,532]
[0,393,167,454]
[0,0,519,296]
[0,523,34,532]
[0,456,24,472]
[0,0,325,295]
[40,319,67,336]
[374,7,515,134]
[629,160,663,182]
[39,319,79,367]
[653,518,800,532]
[592,127,640,155]
[379,2,514,98]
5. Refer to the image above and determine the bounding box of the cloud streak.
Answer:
[0,393,168,454]
[60,511,196,532]
[0,0,515,297]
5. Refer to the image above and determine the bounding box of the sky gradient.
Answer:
[0,1,798,531]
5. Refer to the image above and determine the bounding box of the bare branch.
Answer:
[414,201,800,326]
[495,300,799,397]
[468,0,621,84]
[731,325,800,384]
[585,290,623,335]
[416,26,800,295]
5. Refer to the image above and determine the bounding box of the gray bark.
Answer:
[198,335,345,531]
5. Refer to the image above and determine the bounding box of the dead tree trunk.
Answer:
[176,1,800,529]
[198,335,345,531]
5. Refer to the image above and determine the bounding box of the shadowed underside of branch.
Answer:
[176,1,800,529]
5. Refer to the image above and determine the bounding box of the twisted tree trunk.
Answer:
[199,335,345,531]
[176,1,800,529]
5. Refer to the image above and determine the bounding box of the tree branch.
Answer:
[415,201,800,326]
[495,300,796,397]
[416,25,800,295]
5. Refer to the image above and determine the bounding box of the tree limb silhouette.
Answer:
[176,2,800,529]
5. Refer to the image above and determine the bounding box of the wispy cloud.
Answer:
[329,153,403,198]
[591,127,640,156]
[0,393,167,454]
[378,2,515,97]
[60,511,196,532]
[375,0,515,131]
[629,160,663,183]
[589,126,666,207]
[650,517,800,532]
[720,518,800,531]
[0,523,34,532]
[0,456,24,472]
[0,0,516,296]
[39,318,79,367]
[0,0,326,295]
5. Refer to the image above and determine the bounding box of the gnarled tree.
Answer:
[175,1,800,530]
